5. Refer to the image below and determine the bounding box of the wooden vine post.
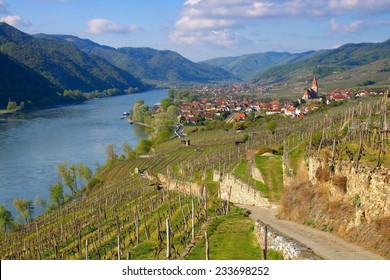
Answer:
[85,239,88,260]
[191,197,195,241]
[205,231,209,260]
[166,218,170,260]
[262,225,268,260]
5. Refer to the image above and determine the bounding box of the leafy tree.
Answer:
[167,105,179,120]
[156,129,171,143]
[161,98,174,110]
[168,89,176,99]
[153,111,174,135]
[58,162,77,195]
[76,163,93,189]
[135,139,153,155]
[13,198,33,222]
[122,142,136,159]
[0,205,13,232]
[106,143,118,162]
[33,195,47,213]
[50,182,64,206]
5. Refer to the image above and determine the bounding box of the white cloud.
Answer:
[170,0,390,48]
[328,0,390,12]
[175,16,236,30]
[170,28,251,47]
[330,18,363,33]
[86,19,141,35]
[1,15,31,27]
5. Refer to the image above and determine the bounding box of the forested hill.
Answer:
[35,34,240,86]
[0,52,62,108]
[252,39,390,84]
[0,23,144,108]
[202,51,316,81]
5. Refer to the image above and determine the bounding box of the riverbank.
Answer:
[0,89,168,216]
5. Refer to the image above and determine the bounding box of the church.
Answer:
[300,76,322,103]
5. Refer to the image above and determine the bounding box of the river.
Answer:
[0,89,167,215]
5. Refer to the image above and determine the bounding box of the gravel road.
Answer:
[236,204,385,260]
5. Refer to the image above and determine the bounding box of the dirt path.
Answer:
[236,204,385,260]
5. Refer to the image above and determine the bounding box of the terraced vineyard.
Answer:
[1,94,388,260]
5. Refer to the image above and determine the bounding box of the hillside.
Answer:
[0,93,388,260]
[202,51,315,81]
[253,40,390,86]
[0,23,144,95]
[35,34,240,86]
[0,53,62,108]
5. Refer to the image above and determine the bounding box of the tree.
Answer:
[161,98,174,110]
[76,163,93,189]
[135,139,153,155]
[266,120,277,134]
[156,130,171,143]
[50,182,64,206]
[106,143,118,162]
[122,142,136,159]
[33,195,47,213]
[167,105,179,120]
[13,198,32,222]
[58,162,77,195]
[0,205,13,232]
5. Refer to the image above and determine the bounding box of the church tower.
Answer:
[311,75,318,96]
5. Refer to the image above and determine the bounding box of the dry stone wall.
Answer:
[157,173,205,197]
[218,173,271,207]
[308,157,390,224]
[254,220,320,260]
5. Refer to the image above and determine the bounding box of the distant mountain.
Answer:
[253,40,390,85]
[36,34,240,85]
[202,51,315,81]
[0,52,62,108]
[0,23,144,95]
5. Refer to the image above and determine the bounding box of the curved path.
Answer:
[236,204,385,260]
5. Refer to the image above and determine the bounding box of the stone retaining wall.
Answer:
[157,173,205,197]
[219,174,271,207]
[254,220,320,260]
[308,157,390,224]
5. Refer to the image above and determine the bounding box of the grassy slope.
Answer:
[187,212,261,260]
[255,155,284,201]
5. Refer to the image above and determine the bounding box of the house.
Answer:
[235,112,246,121]
[266,109,281,115]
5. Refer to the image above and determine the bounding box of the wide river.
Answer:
[0,89,167,215]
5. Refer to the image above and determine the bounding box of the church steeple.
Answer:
[311,75,318,94]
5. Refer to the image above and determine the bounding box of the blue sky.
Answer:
[1,0,390,61]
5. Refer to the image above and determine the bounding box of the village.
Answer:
[173,77,386,124]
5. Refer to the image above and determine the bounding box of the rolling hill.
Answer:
[35,34,240,86]
[252,40,390,86]
[202,51,315,81]
[0,23,144,95]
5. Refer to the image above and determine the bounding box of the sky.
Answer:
[0,0,390,61]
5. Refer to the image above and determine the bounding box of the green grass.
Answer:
[255,155,284,201]
[186,214,262,260]
[234,160,270,198]
[287,142,306,176]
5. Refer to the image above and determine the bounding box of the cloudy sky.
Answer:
[1,0,390,61]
